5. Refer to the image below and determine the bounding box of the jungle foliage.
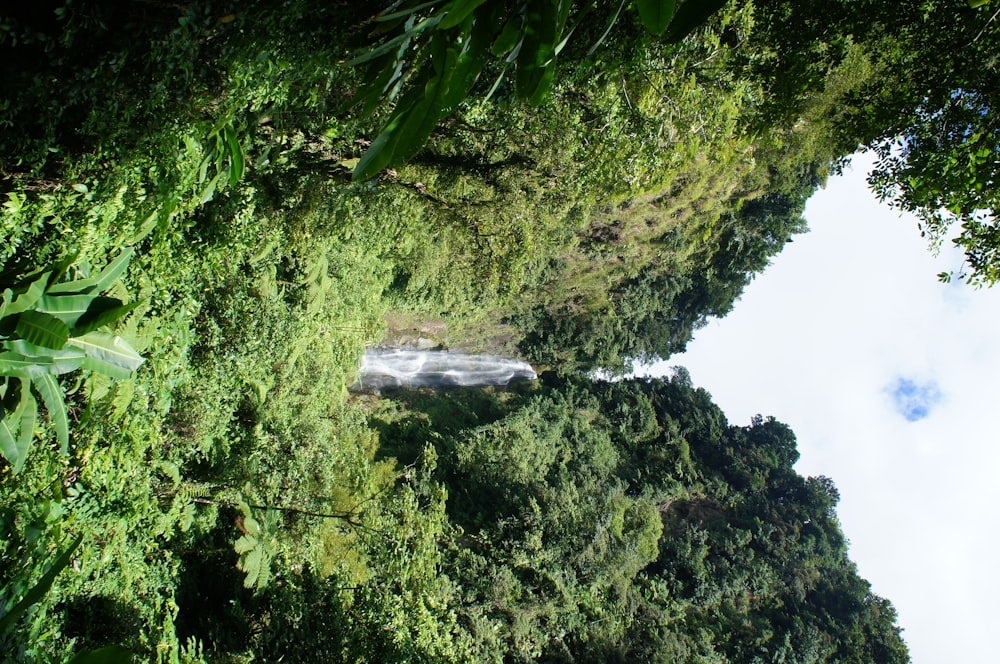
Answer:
[8,0,993,660]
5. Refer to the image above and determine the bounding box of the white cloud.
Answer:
[639,152,1000,664]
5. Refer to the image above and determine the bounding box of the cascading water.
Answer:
[354,349,537,390]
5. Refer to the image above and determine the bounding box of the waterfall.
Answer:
[354,349,537,390]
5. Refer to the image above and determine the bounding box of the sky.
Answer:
[639,152,1000,664]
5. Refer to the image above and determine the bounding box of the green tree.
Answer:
[859,1,1000,285]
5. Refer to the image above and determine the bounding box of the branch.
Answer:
[192,497,360,523]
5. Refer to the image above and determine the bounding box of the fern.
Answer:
[234,503,280,592]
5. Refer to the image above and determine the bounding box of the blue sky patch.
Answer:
[888,378,943,422]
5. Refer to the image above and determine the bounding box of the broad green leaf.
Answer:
[355,54,404,116]
[635,0,676,36]
[0,288,10,319]
[14,390,36,473]
[441,7,492,112]
[516,0,559,103]
[663,0,727,44]
[352,113,408,182]
[351,62,435,181]
[198,151,212,185]
[0,534,82,635]
[37,294,93,327]
[46,276,98,295]
[67,331,144,372]
[47,249,133,295]
[2,341,85,375]
[0,352,56,378]
[528,65,555,105]
[5,272,50,316]
[33,373,69,454]
[73,298,143,336]
[15,310,70,350]
[483,66,508,102]
[491,15,523,57]
[8,376,28,420]
[198,171,223,205]
[212,131,226,170]
[439,0,488,29]
[369,11,412,36]
[43,251,81,289]
[89,248,135,294]
[391,48,460,164]
[126,210,159,247]
[224,123,245,186]
[0,417,20,471]
[556,0,572,34]
[80,356,134,380]
[65,646,135,664]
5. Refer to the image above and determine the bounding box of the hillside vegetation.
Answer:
[4,0,993,661]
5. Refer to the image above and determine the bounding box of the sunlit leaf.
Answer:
[80,356,134,380]
[33,373,69,454]
[0,352,56,378]
[242,547,264,589]
[38,294,93,327]
[224,123,245,186]
[5,272,50,316]
[0,416,21,470]
[198,171,223,205]
[2,340,85,374]
[49,248,134,297]
[88,248,135,294]
[14,389,36,473]
[235,534,257,554]
[66,331,144,373]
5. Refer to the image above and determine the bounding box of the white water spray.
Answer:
[355,349,537,390]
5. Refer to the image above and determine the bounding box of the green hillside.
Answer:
[4,0,995,660]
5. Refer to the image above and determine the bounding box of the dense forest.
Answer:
[1,0,995,661]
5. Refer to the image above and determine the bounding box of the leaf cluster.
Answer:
[348,0,731,180]
[0,250,142,472]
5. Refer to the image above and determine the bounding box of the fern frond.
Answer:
[234,534,258,555]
